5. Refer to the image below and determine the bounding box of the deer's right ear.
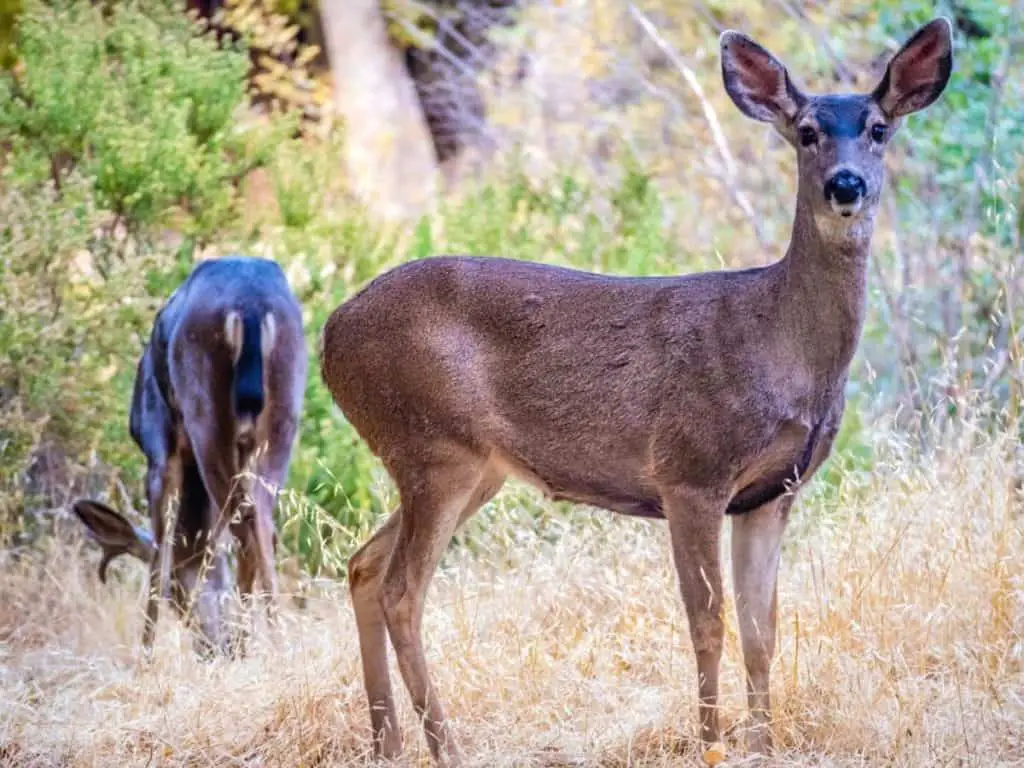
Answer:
[720,31,806,127]
[72,499,156,582]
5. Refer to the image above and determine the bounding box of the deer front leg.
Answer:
[663,485,727,750]
[731,496,790,754]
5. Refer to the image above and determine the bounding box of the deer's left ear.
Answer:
[873,18,953,119]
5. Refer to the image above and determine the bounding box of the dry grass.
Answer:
[2,429,1023,767]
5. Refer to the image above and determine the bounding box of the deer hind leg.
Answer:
[731,496,791,754]
[251,502,278,624]
[230,485,275,657]
[247,421,300,628]
[230,502,276,658]
[349,509,403,758]
[349,463,504,762]
[662,484,728,749]
[375,453,501,767]
[186,422,244,656]
[231,517,260,658]
[142,458,179,655]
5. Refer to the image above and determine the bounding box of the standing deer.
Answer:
[321,19,952,764]
[73,256,307,656]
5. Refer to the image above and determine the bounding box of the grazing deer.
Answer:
[73,256,307,656]
[321,19,952,765]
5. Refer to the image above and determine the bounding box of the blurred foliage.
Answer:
[2,0,1021,578]
[867,0,1023,409]
[381,0,517,49]
[0,0,288,242]
[214,0,333,130]
[0,0,20,68]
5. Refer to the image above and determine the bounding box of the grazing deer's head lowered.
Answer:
[73,256,307,657]
[320,18,952,767]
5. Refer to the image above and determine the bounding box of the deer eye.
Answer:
[798,126,817,147]
[870,124,887,143]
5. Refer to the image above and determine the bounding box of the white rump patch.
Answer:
[261,313,277,359]
[224,311,244,365]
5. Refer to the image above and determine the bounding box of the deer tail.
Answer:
[224,310,277,434]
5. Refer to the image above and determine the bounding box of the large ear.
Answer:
[720,30,806,126]
[72,499,156,583]
[873,18,953,118]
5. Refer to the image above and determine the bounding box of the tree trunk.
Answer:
[320,0,439,221]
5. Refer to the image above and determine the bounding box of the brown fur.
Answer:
[320,19,953,765]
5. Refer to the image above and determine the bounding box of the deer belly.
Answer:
[726,421,817,515]
[492,449,664,519]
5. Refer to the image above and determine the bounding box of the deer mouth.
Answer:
[829,198,864,218]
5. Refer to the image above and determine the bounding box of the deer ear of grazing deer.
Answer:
[73,499,156,584]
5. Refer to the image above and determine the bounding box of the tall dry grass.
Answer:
[1,427,1022,767]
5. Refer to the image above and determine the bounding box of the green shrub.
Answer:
[0,0,281,541]
[0,177,152,528]
[0,0,275,242]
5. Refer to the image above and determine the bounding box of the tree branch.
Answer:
[627,3,767,248]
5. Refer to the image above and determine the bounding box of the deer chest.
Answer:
[725,413,833,515]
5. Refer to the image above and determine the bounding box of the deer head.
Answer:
[73,497,233,657]
[721,18,952,227]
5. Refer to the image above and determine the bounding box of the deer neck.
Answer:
[777,188,873,379]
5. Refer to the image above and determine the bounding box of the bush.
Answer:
[0,0,279,243]
[0,0,288,541]
[0,177,149,532]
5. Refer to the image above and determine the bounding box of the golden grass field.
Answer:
[2,429,1022,767]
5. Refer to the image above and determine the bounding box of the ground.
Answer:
[1,433,1022,767]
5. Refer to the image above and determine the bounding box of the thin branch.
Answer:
[394,0,492,70]
[691,0,726,35]
[963,14,1021,239]
[768,0,854,86]
[983,326,1024,395]
[628,3,767,247]
[48,155,63,194]
[114,477,140,520]
[387,15,482,83]
[629,4,735,179]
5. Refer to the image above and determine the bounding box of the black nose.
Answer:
[824,170,866,205]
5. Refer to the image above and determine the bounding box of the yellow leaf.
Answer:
[257,54,288,76]
[295,44,321,67]
[702,742,727,766]
[96,363,118,384]
[252,72,276,92]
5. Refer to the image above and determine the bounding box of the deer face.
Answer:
[790,94,889,220]
[72,498,234,657]
[720,18,953,227]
